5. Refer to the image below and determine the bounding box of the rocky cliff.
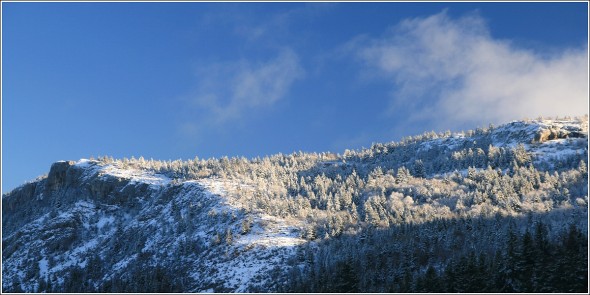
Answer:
[3,160,304,292]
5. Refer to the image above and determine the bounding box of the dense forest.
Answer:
[286,218,587,293]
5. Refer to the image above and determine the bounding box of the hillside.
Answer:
[2,116,588,293]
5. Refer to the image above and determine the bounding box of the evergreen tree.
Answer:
[331,259,359,292]
[517,230,535,292]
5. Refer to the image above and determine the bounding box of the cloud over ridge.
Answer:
[355,11,588,129]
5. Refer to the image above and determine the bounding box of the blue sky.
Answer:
[2,2,588,193]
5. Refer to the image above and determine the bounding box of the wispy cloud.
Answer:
[185,48,304,129]
[234,3,337,43]
[178,5,328,141]
[350,10,588,131]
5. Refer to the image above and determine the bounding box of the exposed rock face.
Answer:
[533,123,587,143]
[45,161,75,193]
[534,128,560,142]
[3,161,133,234]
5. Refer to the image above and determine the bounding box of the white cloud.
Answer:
[190,48,304,124]
[354,11,588,130]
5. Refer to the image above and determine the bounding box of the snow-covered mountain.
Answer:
[2,161,307,292]
[2,117,588,293]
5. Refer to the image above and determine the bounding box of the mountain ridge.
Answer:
[2,116,588,293]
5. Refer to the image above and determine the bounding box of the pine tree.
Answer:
[442,260,457,292]
[561,224,588,292]
[532,221,552,292]
[331,258,359,292]
[504,226,519,292]
[421,265,441,292]
[413,160,425,178]
[517,231,535,292]
[225,228,233,245]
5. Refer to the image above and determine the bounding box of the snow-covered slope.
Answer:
[2,160,306,292]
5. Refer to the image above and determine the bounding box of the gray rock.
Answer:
[45,160,75,193]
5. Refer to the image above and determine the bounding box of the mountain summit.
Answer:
[2,117,588,293]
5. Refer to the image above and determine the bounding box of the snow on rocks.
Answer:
[100,164,171,186]
[74,159,171,186]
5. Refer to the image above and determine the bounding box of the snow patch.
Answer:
[101,164,171,186]
[75,158,93,168]
[38,258,48,278]
[112,254,137,272]
[197,178,306,248]
[97,216,115,229]
[237,215,305,248]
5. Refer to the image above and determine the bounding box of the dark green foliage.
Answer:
[95,264,182,293]
[288,220,588,293]
[331,259,358,292]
